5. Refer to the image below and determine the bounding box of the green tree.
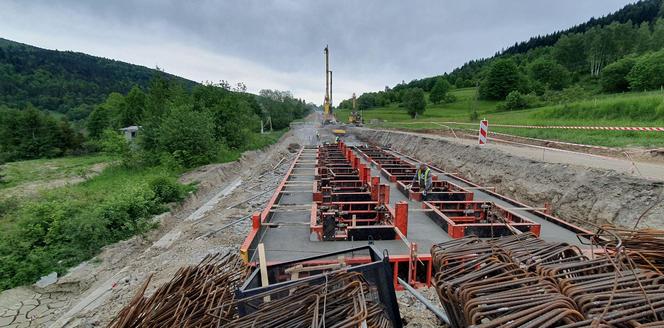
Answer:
[528,58,570,90]
[479,58,521,100]
[86,92,125,138]
[402,88,426,118]
[601,56,636,92]
[209,97,259,149]
[635,22,653,54]
[86,107,112,139]
[627,49,664,91]
[429,78,451,104]
[119,85,146,126]
[0,107,82,161]
[99,129,130,156]
[651,18,664,50]
[553,33,587,72]
[157,105,216,168]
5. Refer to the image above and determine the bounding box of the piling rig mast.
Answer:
[323,45,335,125]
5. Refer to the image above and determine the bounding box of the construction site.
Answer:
[2,47,664,328]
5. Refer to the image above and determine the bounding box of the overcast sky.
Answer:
[0,1,636,104]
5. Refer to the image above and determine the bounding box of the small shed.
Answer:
[119,126,141,141]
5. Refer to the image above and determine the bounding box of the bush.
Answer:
[504,91,528,110]
[0,167,189,290]
[528,58,570,90]
[443,93,457,103]
[628,50,664,91]
[601,57,636,92]
[99,129,130,156]
[149,176,187,203]
[542,85,588,104]
[150,105,217,168]
[469,109,479,121]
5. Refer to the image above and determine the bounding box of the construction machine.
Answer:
[322,46,335,125]
[348,93,363,126]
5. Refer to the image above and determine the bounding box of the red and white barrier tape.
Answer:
[391,121,664,132]
[439,122,664,132]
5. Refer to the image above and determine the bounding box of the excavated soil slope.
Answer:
[353,128,664,230]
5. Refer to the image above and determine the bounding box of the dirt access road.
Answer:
[376,129,664,181]
[354,127,664,231]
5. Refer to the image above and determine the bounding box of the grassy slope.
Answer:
[1,155,111,191]
[336,88,664,147]
[0,131,286,289]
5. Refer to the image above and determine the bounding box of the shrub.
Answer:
[153,105,217,168]
[443,93,457,103]
[528,58,570,90]
[601,56,636,92]
[504,91,528,110]
[0,170,182,289]
[628,50,664,91]
[149,176,187,203]
[469,109,479,121]
[99,129,130,156]
[94,186,160,240]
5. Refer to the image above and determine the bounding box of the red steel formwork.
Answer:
[311,143,408,242]
[423,200,541,238]
[391,149,594,237]
[240,143,426,289]
[397,179,474,202]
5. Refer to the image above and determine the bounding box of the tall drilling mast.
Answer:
[323,46,333,124]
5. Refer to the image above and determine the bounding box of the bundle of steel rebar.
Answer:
[430,234,664,327]
[226,271,394,328]
[600,226,664,274]
[108,252,247,328]
[431,235,586,327]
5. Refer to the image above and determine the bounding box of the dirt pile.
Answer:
[353,128,664,230]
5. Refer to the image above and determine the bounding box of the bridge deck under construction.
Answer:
[240,141,592,286]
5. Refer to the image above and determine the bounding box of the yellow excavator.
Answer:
[348,93,363,126]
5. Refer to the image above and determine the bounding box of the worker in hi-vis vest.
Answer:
[410,163,432,199]
[335,136,340,143]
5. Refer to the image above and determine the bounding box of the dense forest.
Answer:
[339,0,664,114]
[0,38,196,120]
[0,38,313,163]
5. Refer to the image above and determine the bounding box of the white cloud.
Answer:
[0,0,636,104]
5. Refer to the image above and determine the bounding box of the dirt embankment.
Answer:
[353,128,664,230]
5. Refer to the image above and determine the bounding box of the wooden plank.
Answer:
[257,243,270,302]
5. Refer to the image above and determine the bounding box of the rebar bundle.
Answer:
[431,233,664,328]
[226,272,394,328]
[600,226,664,274]
[108,252,247,328]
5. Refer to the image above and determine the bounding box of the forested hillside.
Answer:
[0,44,313,290]
[0,38,195,120]
[340,0,664,114]
[0,38,313,163]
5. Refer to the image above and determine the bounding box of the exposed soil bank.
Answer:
[353,128,664,230]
